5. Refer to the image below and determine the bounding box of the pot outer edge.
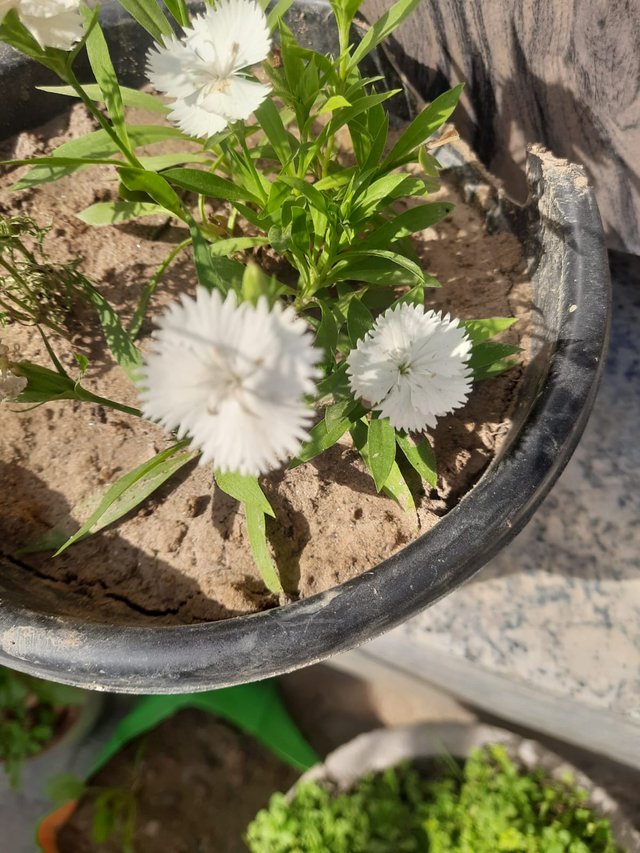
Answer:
[296,722,640,852]
[0,0,611,692]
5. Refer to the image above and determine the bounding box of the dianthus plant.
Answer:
[0,0,519,591]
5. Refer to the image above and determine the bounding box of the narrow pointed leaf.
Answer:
[383,84,464,168]
[76,201,166,225]
[54,443,195,554]
[290,417,351,467]
[360,202,454,250]
[116,0,172,41]
[245,503,283,593]
[79,279,143,379]
[83,10,128,147]
[347,296,374,345]
[368,417,396,491]
[381,460,415,511]
[38,84,168,114]
[396,433,437,488]
[463,317,518,343]
[161,167,262,205]
[214,472,275,517]
[350,0,421,68]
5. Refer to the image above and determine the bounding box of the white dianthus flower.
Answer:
[139,288,321,476]
[146,0,271,138]
[0,0,83,50]
[347,303,472,432]
[0,342,27,402]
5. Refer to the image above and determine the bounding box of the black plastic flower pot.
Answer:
[0,0,610,692]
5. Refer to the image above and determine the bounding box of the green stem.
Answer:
[68,77,142,169]
[129,238,191,338]
[75,385,141,418]
[235,125,268,204]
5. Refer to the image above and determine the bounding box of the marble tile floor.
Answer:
[331,250,640,770]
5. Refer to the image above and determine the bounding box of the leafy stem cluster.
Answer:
[246,745,623,853]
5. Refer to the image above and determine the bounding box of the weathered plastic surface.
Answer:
[0,1,610,692]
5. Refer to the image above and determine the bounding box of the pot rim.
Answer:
[0,1,611,692]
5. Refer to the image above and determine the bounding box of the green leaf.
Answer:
[463,317,518,343]
[116,0,172,42]
[396,433,437,488]
[241,262,271,304]
[77,280,143,379]
[255,99,294,171]
[329,249,427,286]
[324,398,358,430]
[118,167,185,219]
[347,295,374,345]
[267,0,296,30]
[15,362,76,404]
[245,503,282,593]
[54,443,196,555]
[419,147,442,176]
[161,167,262,205]
[325,92,400,139]
[383,84,464,168]
[315,302,339,361]
[350,174,428,221]
[368,417,396,491]
[469,341,520,379]
[11,125,186,190]
[83,10,128,148]
[350,0,421,68]
[381,461,415,511]
[211,236,270,257]
[214,472,275,517]
[291,417,351,467]
[360,202,454,249]
[137,152,213,171]
[320,95,352,113]
[76,201,166,226]
[317,360,350,398]
[214,472,280,591]
[162,0,189,27]
[38,84,168,114]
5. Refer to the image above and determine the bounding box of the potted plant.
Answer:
[36,681,317,852]
[0,0,609,691]
[0,665,102,796]
[246,722,640,852]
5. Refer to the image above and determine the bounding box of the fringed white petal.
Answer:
[16,0,82,48]
[139,289,321,476]
[347,303,472,432]
[145,0,271,137]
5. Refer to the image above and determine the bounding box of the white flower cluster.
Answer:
[139,288,320,477]
[140,294,473,476]
[0,0,82,50]
[146,0,271,138]
[0,342,27,402]
[347,303,472,432]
